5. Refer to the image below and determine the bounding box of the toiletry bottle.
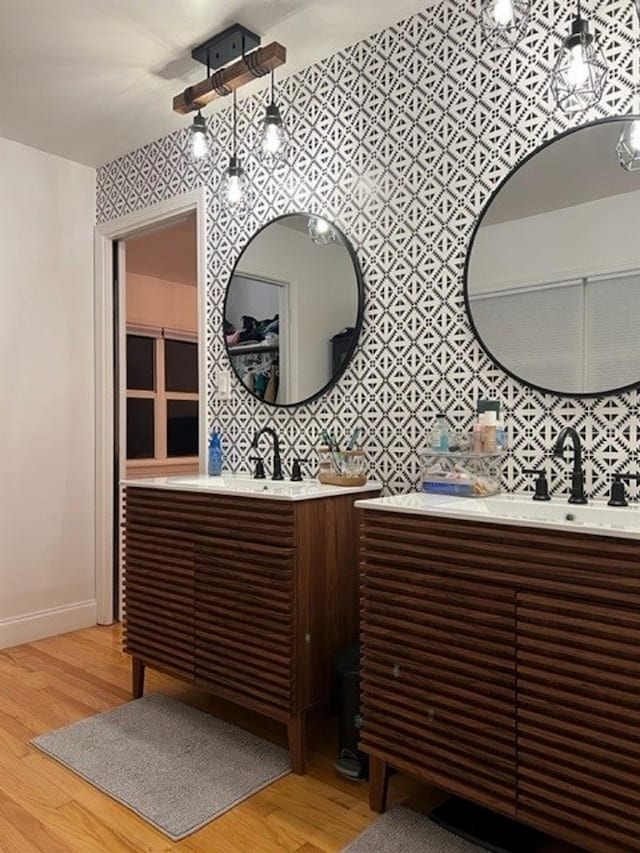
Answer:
[484,411,497,453]
[437,414,449,452]
[472,419,484,454]
[496,419,506,451]
[432,414,449,452]
[208,429,223,476]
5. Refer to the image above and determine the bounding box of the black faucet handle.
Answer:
[523,468,551,502]
[291,458,309,482]
[250,456,265,480]
[608,473,640,507]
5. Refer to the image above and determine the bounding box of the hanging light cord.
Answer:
[270,69,275,105]
[232,89,237,159]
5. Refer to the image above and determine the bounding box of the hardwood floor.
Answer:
[0,625,585,853]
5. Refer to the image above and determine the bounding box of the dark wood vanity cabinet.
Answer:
[360,510,640,853]
[362,569,516,815]
[123,486,367,773]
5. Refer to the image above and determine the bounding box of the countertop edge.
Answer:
[354,494,640,541]
[121,477,383,502]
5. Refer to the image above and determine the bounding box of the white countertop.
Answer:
[355,491,640,540]
[122,473,382,502]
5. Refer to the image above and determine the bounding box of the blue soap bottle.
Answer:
[208,429,223,476]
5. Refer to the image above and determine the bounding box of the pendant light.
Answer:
[617,119,640,172]
[551,2,608,114]
[186,110,213,163]
[480,0,530,45]
[260,70,287,160]
[221,91,249,211]
[308,216,336,246]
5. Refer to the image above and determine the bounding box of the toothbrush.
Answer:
[321,430,343,474]
[346,427,363,450]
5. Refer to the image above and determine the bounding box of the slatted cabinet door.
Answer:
[517,591,640,853]
[123,489,195,680]
[195,540,297,720]
[361,567,517,817]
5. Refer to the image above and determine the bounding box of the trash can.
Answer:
[333,645,369,781]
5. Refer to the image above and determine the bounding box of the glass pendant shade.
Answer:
[617,120,640,172]
[261,102,287,159]
[480,0,530,44]
[187,111,212,162]
[221,156,249,211]
[307,216,336,246]
[551,15,608,114]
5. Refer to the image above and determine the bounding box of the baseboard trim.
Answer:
[0,600,97,649]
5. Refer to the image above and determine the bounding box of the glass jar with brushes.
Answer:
[318,428,368,486]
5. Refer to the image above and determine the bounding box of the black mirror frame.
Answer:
[223,212,365,409]
[463,114,640,400]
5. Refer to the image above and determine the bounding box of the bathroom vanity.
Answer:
[356,493,640,853]
[122,474,380,773]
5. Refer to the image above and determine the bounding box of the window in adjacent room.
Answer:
[126,330,199,470]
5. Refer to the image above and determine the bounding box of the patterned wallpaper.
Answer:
[97,0,640,498]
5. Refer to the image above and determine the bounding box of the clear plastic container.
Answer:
[421,451,503,498]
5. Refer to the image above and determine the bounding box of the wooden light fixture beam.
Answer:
[173,42,287,115]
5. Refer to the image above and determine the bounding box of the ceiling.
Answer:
[483,120,640,226]
[126,214,197,286]
[0,0,431,168]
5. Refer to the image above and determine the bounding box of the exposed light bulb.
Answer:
[191,129,208,159]
[566,43,589,88]
[493,0,515,27]
[616,119,640,172]
[261,101,287,160]
[629,120,640,153]
[263,121,284,155]
[221,156,248,211]
[187,111,211,163]
[307,216,336,245]
[226,174,243,206]
[480,0,529,44]
[551,14,608,114]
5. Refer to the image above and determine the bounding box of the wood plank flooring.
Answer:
[0,626,585,852]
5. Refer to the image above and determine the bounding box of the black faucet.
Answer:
[552,426,587,504]
[251,427,283,480]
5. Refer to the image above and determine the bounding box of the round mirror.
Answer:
[224,213,363,407]
[465,116,640,397]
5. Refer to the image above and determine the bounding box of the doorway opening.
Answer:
[94,190,207,625]
[123,214,200,480]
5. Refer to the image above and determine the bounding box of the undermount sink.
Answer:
[354,491,640,539]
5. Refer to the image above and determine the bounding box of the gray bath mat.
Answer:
[343,807,486,852]
[32,693,290,840]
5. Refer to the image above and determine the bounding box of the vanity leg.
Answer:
[132,657,145,699]
[287,713,307,775]
[369,755,390,813]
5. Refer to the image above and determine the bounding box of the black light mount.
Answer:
[191,24,261,73]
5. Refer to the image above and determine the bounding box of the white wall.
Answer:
[469,188,640,294]
[236,223,357,401]
[0,137,96,647]
[225,276,281,331]
[126,273,197,333]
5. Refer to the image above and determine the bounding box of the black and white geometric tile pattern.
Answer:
[97,0,640,498]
